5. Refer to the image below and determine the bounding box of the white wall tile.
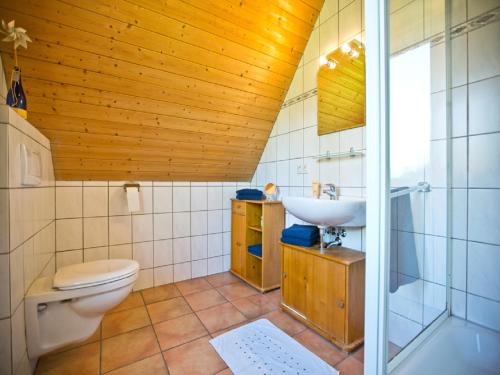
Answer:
[173,237,190,264]
[109,244,132,259]
[207,233,223,258]
[467,294,500,331]
[109,215,132,245]
[56,218,82,251]
[56,250,82,268]
[191,211,207,236]
[84,246,108,262]
[154,265,173,286]
[289,130,304,159]
[191,187,207,211]
[451,239,467,291]
[207,210,223,234]
[451,288,466,319]
[154,213,172,241]
[468,21,500,82]
[303,96,318,127]
[222,209,231,232]
[9,246,23,313]
[276,160,290,186]
[469,133,500,188]
[276,134,290,161]
[173,212,191,238]
[468,189,500,245]
[339,0,362,43]
[173,187,190,212]
[192,259,208,278]
[451,85,467,137]
[133,241,153,269]
[452,189,467,239]
[191,235,207,261]
[56,187,82,219]
[207,187,222,210]
[289,103,304,132]
[424,235,447,285]
[132,214,153,242]
[173,262,191,282]
[468,241,500,301]
[134,269,153,291]
[320,15,339,56]
[469,75,500,135]
[154,239,172,267]
[83,187,108,217]
[207,256,223,275]
[11,303,25,372]
[222,187,235,209]
[0,254,9,318]
[153,187,172,213]
[0,318,11,375]
[83,217,108,248]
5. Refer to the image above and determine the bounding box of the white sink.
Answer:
[282,196,366,228]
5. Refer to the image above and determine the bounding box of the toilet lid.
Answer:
[53,259,139,290]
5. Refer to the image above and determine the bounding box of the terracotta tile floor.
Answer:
[35,272,365,375]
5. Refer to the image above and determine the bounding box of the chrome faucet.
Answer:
[323,183,337,200]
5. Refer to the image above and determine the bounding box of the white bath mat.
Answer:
[209,319,339,375]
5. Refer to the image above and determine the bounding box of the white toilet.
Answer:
[25,259,139,359]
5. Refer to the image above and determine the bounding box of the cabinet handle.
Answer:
[236,242,241,246]
[282,272,287,278]
[336,300,345,309]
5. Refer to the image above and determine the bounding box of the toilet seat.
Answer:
[53,259,139,290]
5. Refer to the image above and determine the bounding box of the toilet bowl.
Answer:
[25,259,139,359]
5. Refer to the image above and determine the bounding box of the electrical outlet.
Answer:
[296,165,302,174]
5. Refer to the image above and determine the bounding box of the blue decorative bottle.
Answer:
[6,66,27,119]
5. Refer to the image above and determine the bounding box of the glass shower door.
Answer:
[363,0,452,373]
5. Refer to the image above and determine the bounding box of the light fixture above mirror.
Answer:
[317,39,365,136]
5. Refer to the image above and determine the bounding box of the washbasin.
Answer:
[282,196,366,228]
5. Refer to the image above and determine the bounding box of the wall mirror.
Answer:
[317,40,365,136]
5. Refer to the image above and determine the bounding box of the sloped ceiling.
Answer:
[1,0,323,181]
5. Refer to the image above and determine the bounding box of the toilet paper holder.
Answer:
[123,183,140,191]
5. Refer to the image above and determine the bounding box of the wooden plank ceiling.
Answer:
[1,0,323,181]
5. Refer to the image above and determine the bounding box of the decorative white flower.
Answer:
[1,20,32,49]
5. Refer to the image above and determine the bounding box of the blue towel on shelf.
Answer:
[236,194,264,201]
[236,188,264,201]
[281,224,319,242]
[237,189,263,195]
[281,236,318,248]
[248,244,262,257]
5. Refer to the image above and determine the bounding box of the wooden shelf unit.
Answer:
[280,242,365,352]
[230,199,284,292]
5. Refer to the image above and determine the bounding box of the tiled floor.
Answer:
[35,272,365,375]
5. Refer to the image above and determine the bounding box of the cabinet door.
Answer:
[231,213,246,276]
[308,257,346,342]
[282,246,312,317]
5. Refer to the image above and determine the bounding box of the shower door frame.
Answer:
[363,0,453,374]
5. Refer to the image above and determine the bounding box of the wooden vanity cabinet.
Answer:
[281,243,365,352]
[230,199,284,292]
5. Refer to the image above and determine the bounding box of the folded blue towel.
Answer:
[236,195,264,201]
[281,236,318,247]
[248,244,262,257]
[282,224,319,242]
[237,189,263,195]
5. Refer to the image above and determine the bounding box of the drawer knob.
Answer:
[336,300,345,309]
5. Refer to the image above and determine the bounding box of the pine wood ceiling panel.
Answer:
[1,0,322,181]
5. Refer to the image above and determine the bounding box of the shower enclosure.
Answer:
[364,0,500,373]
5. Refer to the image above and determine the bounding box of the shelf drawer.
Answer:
[232,200,246,216]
